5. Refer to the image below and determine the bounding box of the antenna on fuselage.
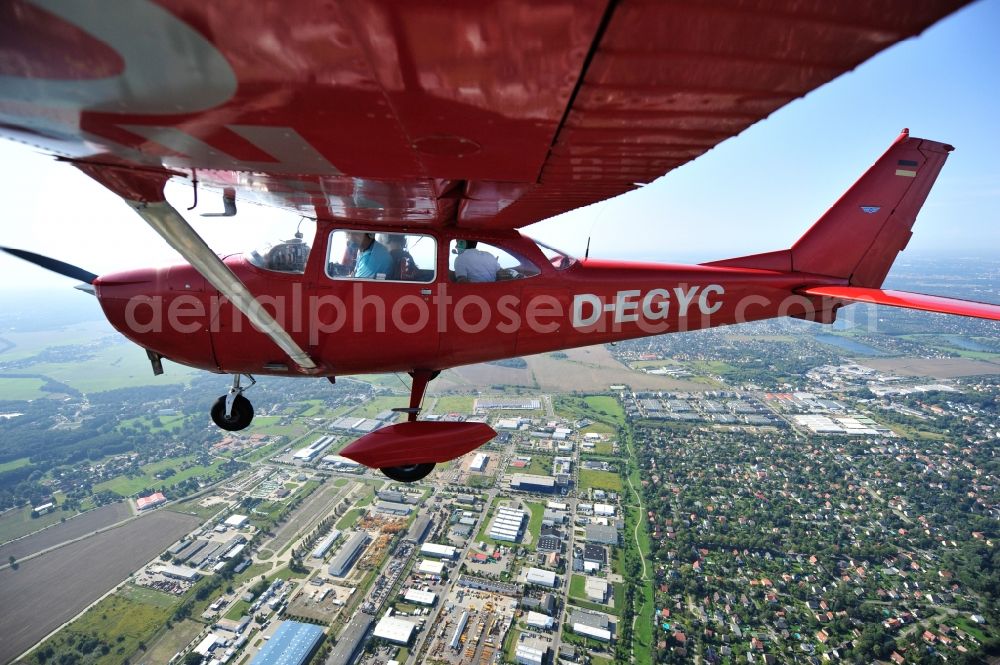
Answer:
[584,236,591,260]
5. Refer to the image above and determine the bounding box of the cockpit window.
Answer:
[448,240,540,282]
[245,224,314,274]
[327,230,436,282]
[530,238,577,270]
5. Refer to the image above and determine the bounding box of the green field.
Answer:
[579,469,622,493]
[117,584,181,610]
[25,591,176,665]
[518,455,554,477]
[0,494,68,543]
[142,618,201,665]
[249,415,309,438]
[503,628,524,663]
[225,599,252,620]
[95,455,228,497]
[27,344,196,393]
[117,414,187,434]
[582,396,625,425]
[580,421,617,435]
[433,395,474,414]
[0,321,114,361]
[0,457,31,473]
[0,377,45,400]
[525,501,544,550]
[569,573,588,598]
[582,438,615,456]
[350,395,408,418]
[336,508,364,530]
[626,435,654,665]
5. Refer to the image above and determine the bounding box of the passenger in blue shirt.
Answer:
[348,232,393,279]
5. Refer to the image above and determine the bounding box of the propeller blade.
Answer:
[0,247,98,284]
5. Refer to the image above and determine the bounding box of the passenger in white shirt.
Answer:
[454,241,500,282]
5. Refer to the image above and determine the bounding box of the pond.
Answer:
[814,334,887,356]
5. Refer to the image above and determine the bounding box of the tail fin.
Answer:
[706,130,953,287]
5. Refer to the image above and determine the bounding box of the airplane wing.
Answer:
[0,1,971,229]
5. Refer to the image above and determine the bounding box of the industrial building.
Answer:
[321,454,360,468]
[326,613,373,665]
[574,622,612,642]
[311,529,341,559]
[509,474,557,493]
[328,531,370,577]
[330,416,383,433]
[375,500,412,516]
[168,539,193,556]
[525,567,557,588]
[403,588,436,606]
[449,611,469,649]
[418,559,445,575]
[154,564,200,581]
[489,506,526,542]
[136,491,167,510]
[571,610,610,630]
[420,542,456,559]
[525,611,554,630]
[537,535,560,553]
[224,514,249,528]
[372,615,416,645]
[594,503,615,517]
[585,577,610,602]
[249,621,324,665]
[405,515,432,543]
[292,435,335,461]
[474,398,540,410]
[585,524,619,545]
[194,635,219,657]
[515,639,549,665]
[171,539,206,563]
[470,453,489,472]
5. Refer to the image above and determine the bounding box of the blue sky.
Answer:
[0,0,997,291]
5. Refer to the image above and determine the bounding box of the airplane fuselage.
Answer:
[93,225,845,378]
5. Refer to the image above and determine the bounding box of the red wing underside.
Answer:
[801,286,1000,321]
[0,1,971,229]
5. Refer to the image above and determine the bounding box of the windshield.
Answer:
[245,222,315,274]
[529,238,577,270]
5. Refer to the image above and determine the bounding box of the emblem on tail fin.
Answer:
[860,206,880,214]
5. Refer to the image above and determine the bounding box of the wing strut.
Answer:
[71,163,316,371]
[128,198,318,372]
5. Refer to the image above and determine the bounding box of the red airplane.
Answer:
[1,1,997,482]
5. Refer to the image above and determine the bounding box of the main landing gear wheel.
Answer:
[211,394,254,431]
[380,463,435,483]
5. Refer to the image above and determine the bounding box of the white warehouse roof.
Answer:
[418,559,445,575]
[373,616,416,645]
[403,589,436,605]
[525,567,557,587]
[420,543,456,558]
[526,611,554,629]
[573,623,612,642]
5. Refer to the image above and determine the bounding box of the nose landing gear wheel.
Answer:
[211,394,254,431]
[380,463,435,483]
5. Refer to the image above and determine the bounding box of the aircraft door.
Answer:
[437,239,538,366]
[311,229,441,374]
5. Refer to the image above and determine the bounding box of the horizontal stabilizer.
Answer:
[800,286,1000,321]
